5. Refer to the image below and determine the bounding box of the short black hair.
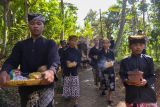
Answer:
[137,30,143,35]
[68,35,77,41]
[60,40,66,45]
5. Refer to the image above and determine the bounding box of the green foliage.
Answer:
[0,0,79,55]
[0,0,160,62]
[108,5,121,13]
[138,2,148,12]
[83,20,93,38]
[83,0,160,62]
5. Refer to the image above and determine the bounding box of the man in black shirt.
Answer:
[119,35,157,107]
[0,13,60,107]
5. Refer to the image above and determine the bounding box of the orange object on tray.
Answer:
[127,71,143,85]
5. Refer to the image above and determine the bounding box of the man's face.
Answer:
[103,40,110,49]
[29,20,44,37]
[130,43,145,55]
[69,38,77,47]
[61,42,67,48]
[94,39,99,46]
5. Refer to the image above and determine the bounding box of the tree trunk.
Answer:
[60,0,64,40]
[142,0,146,33]
[2,0,9,55]
[131,1,136,35]
[8,9,14,46]
[114,0,127,56]
[99,9,103,39]
[142,11,145,33]
[24,0,31,38]
[24,0,28,23]
[155,40,158,61]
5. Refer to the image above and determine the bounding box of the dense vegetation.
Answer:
[0,0,160,106]
[0,0,160,61]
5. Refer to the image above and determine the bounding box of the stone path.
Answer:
[55,67,160,107]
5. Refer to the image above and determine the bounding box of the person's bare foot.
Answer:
[73,104,79,107]
[107,100,114,106]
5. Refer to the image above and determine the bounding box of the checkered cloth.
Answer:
[155,70,160,98]
[126,103,157,107]
[26,88,54,107]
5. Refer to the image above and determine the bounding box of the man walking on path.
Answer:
[0,13,60,107]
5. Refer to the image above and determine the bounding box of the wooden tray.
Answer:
[3,79,43,87]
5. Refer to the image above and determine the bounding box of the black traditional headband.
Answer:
[28,13,45,23]
[128,35,146,45]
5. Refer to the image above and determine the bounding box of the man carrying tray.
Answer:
[0,13,60,107]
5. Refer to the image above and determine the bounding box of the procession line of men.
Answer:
[0,13,158,107]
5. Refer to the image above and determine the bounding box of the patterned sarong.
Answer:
[63,76,80,98]
[126,103,157,107]
[26,88,54,107]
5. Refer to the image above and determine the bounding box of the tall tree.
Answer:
[139,0,148,33]
[1,0,10,55]
[84,9,98,37]
[60,0,64,40]
[128,0,139,35]
[114,0,127,55]
[105,5,121,38]
[24,0,28,23]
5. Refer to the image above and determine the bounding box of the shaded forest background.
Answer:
[0,0,160,106]
[0,0,160,62]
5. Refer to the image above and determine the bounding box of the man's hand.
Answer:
[72,61,77,67]
[126,79,147,86]
[67,61,77,68]
[0,71,10,86]
[14,69,21,76]
[93,55,98,60]
[134,79,147,86]
[41,70,55,85]
[104,61,114,68]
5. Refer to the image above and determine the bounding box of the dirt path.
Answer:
[55,67,160,107]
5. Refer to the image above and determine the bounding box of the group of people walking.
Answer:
[88,35,157,107]
[0,13,158,107]
[89,37,115,106]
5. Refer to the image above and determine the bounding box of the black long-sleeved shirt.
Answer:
[89,46,100,68]
[62,47,81,76]
[119,54,157,103]
[1,37,60,92]
[58,46,67,69]
[98,49,115,73]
